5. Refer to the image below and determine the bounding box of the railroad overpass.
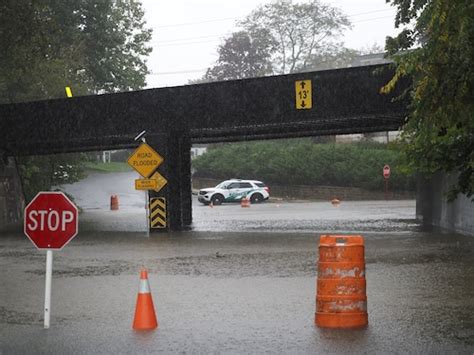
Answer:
[0,64,410,230]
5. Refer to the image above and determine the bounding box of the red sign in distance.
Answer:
[383,165,391,179]
[24,192,78,250]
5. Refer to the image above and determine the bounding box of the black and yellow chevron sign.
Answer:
[150,197,166,228]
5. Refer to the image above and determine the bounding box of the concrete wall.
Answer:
[0,156,25,230]
[193,177,415,201]
[417,173,474,236]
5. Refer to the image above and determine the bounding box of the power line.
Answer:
[154,16,238,28]
[352,15,394,24]
[152,14,395,48]
[155,39,219,47]
[151,34,224,45]
[150,8,393,29]
[149,69,207,76]
[349,8,394,17]
[150,9,395,46]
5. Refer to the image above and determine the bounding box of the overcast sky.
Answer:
[141,0,398,88]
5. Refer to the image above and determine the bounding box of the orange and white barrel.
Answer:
[315,235,368,328]
[110,195,119,210]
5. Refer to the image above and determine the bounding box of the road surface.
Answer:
[0,171,472,353]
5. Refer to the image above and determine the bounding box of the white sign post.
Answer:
[44,249,53,329]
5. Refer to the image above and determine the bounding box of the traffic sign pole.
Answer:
[44,249,53,329]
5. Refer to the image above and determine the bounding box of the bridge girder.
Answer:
[0,64,409,156]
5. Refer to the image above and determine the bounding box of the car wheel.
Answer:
[250,193,263,204]
[211,194,224,205]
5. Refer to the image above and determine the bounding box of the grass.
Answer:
[84,161,132,173]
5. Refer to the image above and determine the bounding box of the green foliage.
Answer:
[384,0,474,199]
[0,0,152,103]
[202,30,276,81]
[17,154,88,202]
[0,1,152,199]
[193,140,416,192]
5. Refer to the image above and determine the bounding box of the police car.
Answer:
[198,179,270,205]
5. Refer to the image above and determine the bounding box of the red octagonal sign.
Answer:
[24,192,79,250]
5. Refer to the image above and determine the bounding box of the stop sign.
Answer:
[383,165,391,179]
[24,192,78,250]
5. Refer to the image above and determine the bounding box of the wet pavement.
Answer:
[1,172,473,353]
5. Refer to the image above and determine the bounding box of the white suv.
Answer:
[198,179,270,205]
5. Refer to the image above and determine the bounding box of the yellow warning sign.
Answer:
[135,179,158,190]
[127,143,164,178]
[151,172,168,192]
[295,80,312,109]
[150,197,166,229]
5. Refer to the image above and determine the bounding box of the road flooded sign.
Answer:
[295,80,312,109]
[151,171,168,192]
[127,143,164,178]
[135,178,158,190]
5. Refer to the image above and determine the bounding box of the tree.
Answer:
[202,30,276,81]
[197,0,351,83]
[16,154,90,201]
[384,0,474,199]
[0,1,152,200]
[0,0,152,104]
[303,45,360,71]
[240,0,350,74]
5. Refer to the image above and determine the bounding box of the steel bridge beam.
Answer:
[0,64,409,156]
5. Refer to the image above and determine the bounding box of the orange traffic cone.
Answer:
[133,269,158,330]
[241,197,250,208]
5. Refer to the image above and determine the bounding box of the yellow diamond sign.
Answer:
[151,172,168,192]
[127,143,164,178]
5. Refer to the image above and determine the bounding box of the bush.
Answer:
[192,139,416,191]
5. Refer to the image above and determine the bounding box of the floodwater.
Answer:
[0,172,473,353]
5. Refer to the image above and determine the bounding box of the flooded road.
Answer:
[1,215,474,352]
[1,172,473,353]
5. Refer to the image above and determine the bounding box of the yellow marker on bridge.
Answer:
[295,80,312,109]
